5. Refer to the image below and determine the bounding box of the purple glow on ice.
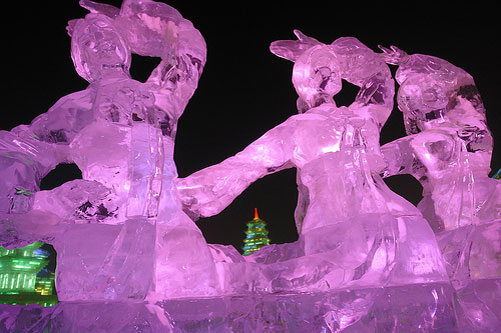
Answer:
[0,0,499,331]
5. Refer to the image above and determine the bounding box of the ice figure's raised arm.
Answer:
[145,19,206,119]
[116,0,207,120]
[177,123,295,218]
[82,0,207,120]
[328,37,395,125]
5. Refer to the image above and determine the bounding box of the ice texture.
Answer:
[0,1,500,331]
[0,0,220,302]
[379,46,500,231]
[178,31,449,294]
[0,282,465,332]
[378,46,501,329]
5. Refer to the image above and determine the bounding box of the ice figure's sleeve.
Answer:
[144,18,206,121]
[380,135,426,179]
[0,91,92,247]
[117,0,206,121]
[331,37,395,124]
[177,123,295,218]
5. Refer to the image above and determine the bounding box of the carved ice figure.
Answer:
[178,31,448,293]
[0,0,219,301]
[379,46,500,231]
[379,47,501,329]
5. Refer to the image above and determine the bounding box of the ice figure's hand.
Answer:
[378,45,408,65]
[33,179,118,222]
[176,183,203,220]
[270,29,322,61]
[79,0,120,18]
[176,177,228,219]
[116,0,184,59]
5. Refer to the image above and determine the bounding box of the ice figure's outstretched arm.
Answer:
[380,134,427,179]
[177,123,295,218]
[0,90,94,247]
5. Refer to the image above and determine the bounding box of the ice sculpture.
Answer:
[0,1,498,329]
[0,0,220,302]
[379,46,500,231]
[177,31,449,294]
[379,46,501,329]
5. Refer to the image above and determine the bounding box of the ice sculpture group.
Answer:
[0,0,499,331]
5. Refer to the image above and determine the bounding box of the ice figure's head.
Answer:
[291,45,343,111]
[394,54,485,134]
[68,13,131,82]
[271,32,393,120]
[397,76,450,134]
[270,30,342,111]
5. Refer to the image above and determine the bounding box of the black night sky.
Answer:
[3,1,499,261]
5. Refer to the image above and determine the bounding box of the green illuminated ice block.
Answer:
[0,242,57,306]
[0,242,48,294]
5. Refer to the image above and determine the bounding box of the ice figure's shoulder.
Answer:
[289,113,328,121]
[46,89,94,114]
[287,104,341,122]
[26,89,95,144]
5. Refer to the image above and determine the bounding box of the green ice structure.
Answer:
[0,242,57,307]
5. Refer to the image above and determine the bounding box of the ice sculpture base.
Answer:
[3,280,499,332]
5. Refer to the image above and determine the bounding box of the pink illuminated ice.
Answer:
[379,45,500,231]
[177,31,449,293]
[0,0,219,302]
[0,0,499,330]
[379,46,501,329]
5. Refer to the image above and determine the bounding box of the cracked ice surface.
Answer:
[0,0,499,331]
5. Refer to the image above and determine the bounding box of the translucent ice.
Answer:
[0,0,219,301]
[379,46,500,231]
[379,46,501,329]
[177,31,449,293]
[0,282,462,331]
[0,1,499,331]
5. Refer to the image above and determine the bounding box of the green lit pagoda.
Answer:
[0,242,57,307]
[242,208,271,256]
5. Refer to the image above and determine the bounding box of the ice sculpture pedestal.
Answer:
[1,281,480,332]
